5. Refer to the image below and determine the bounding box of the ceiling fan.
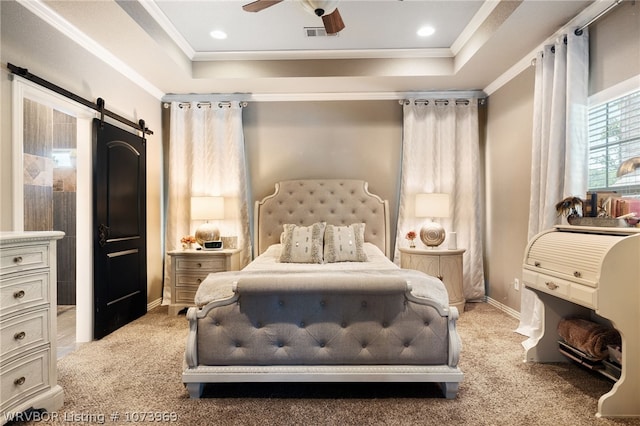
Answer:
[242,0,346,34]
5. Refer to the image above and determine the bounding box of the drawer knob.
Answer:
[573,271,582,278]
[13,290,26,299]
[14,331,26,340]
[14,376,26,386]
[545,281,559,290]
[196,278,202,284]
[534,261,541,267]
[13,256,23,264]
[197,263,202,268]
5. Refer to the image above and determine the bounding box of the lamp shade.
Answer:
[415,193,450,218]
[190,196,224,221]
[617,157,640,178]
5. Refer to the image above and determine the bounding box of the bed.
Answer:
[182,179,463,398]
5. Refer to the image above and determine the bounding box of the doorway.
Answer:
[13,77,94,343]
[22,99,77,305]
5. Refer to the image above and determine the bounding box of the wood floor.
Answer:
[57,305,83,359]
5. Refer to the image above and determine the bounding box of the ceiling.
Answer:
[38,0,598,99]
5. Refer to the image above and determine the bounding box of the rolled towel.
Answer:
[557,318,621,360]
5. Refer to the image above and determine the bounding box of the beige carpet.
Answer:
[31,303,640,425]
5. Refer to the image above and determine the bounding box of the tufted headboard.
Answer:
[254,179,390,258]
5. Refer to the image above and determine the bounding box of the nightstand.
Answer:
[167,248,241,315]
[399,247,466,313]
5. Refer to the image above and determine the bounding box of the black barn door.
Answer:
[93,119,147,339]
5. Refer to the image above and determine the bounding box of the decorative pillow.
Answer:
[279,222,326,263]
[323,223,368,263]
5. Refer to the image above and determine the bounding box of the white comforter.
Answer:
[194,243,449,308]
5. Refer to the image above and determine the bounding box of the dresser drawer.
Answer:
[0,272,49,316]
[570,283,597,309]
[0,244,49,277]
[1,309,49,361]
[523,269,597,309]
[0,347,50,412]
[175,257,225,272]
[525,271,571,299]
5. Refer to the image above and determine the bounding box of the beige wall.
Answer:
[484,68,534,312]
[243,100,403,252]
[3,0,639,318]
[589,1,640,95]
[484,1,640,312]
[0,0,164,305]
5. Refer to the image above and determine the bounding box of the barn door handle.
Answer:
[98,224,110,247]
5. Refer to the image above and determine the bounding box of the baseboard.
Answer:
[486,297,520,320]
[147,297,162,311]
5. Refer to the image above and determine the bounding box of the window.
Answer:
[588,89,640,196]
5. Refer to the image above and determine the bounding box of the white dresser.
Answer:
[522,225,640,418]
[1,231,64,424]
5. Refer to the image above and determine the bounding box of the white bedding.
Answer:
[194,243,449,308]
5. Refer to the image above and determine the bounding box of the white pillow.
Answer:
[279,222,326,263]
[323,223,368,263]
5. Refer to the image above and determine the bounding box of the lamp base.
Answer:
[195,223,220,246]
[420,221,446,247]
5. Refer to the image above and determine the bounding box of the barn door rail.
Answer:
[7,63,153,136]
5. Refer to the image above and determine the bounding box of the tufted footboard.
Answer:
[183,277,463,399]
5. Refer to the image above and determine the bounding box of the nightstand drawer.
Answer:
[1,309,49,361]
[0,245,49,277]
[174,257,225,272]
[174,273,208,288]
[0,272,49,316]
[0,347,50,412]
[174,288,198,304]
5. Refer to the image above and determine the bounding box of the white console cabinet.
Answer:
[523,225,640,418]
[1,231,64,424]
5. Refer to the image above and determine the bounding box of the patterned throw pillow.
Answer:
[323,223,368,263]
[279,222,326,263]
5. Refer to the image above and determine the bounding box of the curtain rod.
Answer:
[163,101,248,109]
[575,0,623,35]
[399,98,486,106]
[7,63,153,136]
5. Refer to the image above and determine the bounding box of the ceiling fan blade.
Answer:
[242,0,283,13]
[322,8,345,34]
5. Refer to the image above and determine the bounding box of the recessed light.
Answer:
[210,30,227,40]
[417,26,435,37]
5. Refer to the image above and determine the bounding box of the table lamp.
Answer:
[191,196,224,245]
[415,193,450,248]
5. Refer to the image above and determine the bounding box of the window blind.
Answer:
[588,90,640,195]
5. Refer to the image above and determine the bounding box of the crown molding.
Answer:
[483,0,624,96]
[137,0,196,60]
[192,47,454,62]
[18,0,165,100]
[162,90,486,103]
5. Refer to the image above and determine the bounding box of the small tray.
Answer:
[567,217,637,227]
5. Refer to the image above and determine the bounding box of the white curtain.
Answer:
[517,29,589,346]
[394,98,485,301]
[163,101,251,304]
